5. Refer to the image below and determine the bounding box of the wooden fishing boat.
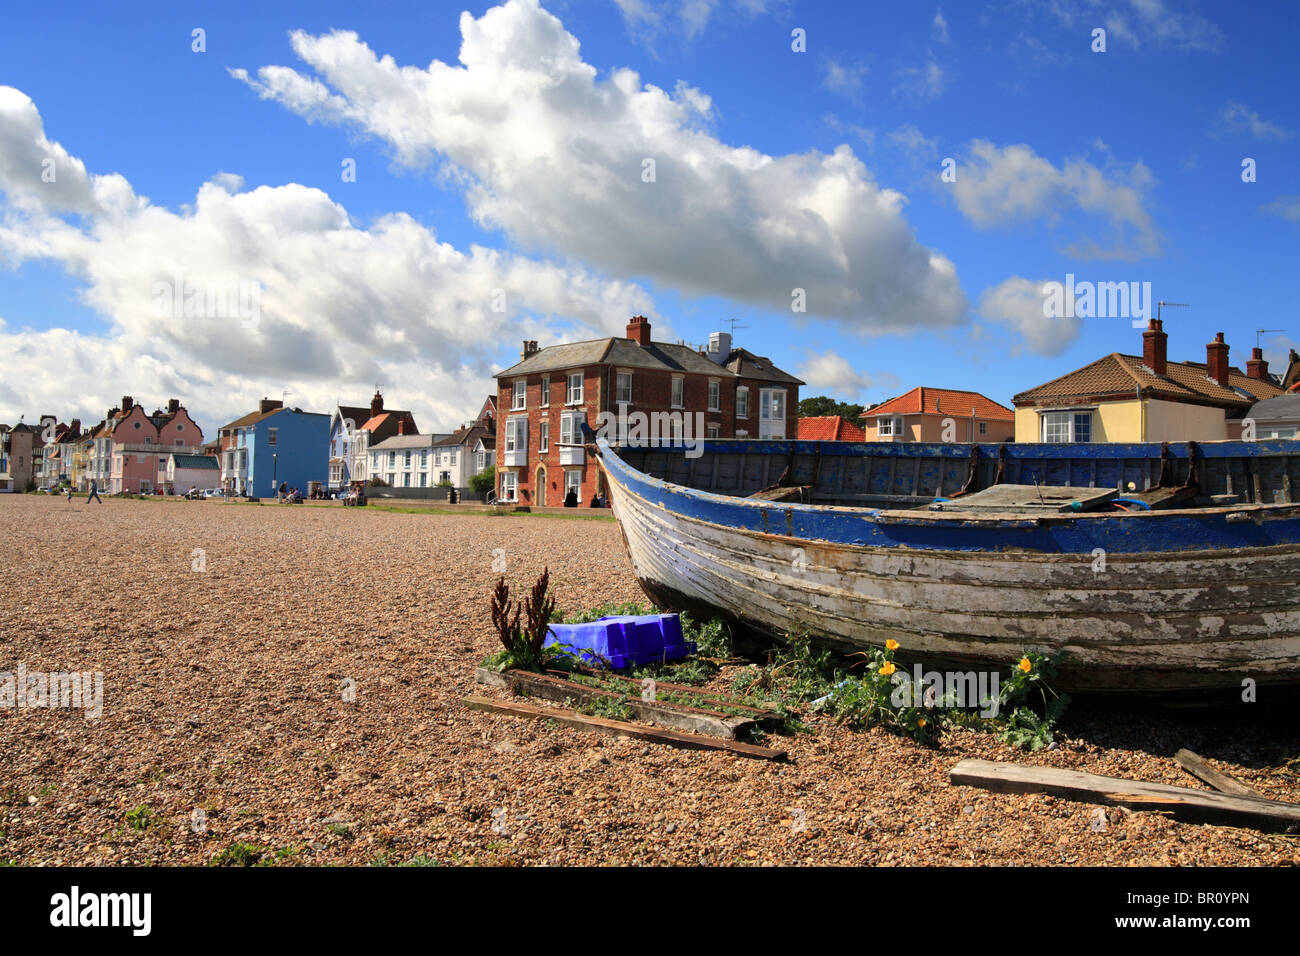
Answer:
[591,437,1300,695]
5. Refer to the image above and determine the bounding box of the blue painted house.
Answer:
[218,398,330,497]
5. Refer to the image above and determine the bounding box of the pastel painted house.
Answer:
[863,387,1016,443]
[103,396,204,493]
[218,398,329,497]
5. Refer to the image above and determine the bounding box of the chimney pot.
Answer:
[259,397,284,415]
[1142,318,1167,377]
[370,390,384,418]
[168,398,180,414]
[626,316,652,347]
[1247,346,1270,382]
[1206,332,1231,388]
[121,396,133,411]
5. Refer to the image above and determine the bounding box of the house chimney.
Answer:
[398,415,414,436]
[1142,318,1167,377]
[1206,332,1230,387]
[70,419,80,433]
[627,316,652,347]
[1246,347,1270,381]
[259,397,283,415]
[370,390,384,418]
[108,407,118,420]
[706,331,732,365]
[520,340,540,361]
[121,396,133,412]
[168,398,180,414]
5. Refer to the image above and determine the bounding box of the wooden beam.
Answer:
[474,667,754,739]
[950,758,1300,831]
[462,696,787,761]
[1174,749,1264,798]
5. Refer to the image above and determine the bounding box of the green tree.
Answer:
[798,395,870,427]
[469,466,495,497]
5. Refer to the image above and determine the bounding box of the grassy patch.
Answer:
[211,841,265,867]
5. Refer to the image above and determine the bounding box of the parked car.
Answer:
[201,488,227,499]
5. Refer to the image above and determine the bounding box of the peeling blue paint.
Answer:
[599,438,1300,555]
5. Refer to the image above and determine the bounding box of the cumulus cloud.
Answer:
[796,350,876,400]
[233,0,968,333]
[0,85,656,432]
[951,140,1159,260]
[977,276,1082,357]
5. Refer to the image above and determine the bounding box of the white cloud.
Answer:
[822,58,868,97]
[977,276,1082,357]
[893,54,946,101]
[796,350,874,400]
[889,123,939,161]
[1262,196,1300,223]
[951,140,1159,260]
[1026,0,1223,52]
[933,7,950,44]
[613,0,783,46]
[1216,101,1294,142]
[234,0,968,333]
[0,85,656,432]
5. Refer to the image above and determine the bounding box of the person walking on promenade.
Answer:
[87,479,103,504]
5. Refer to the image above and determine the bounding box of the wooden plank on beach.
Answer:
[462,696,787,761]
[1174,749,1264,798]
[950,758,1300,831]
[474,667,754,739]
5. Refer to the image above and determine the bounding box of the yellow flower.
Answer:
[885,639,899,651]
[1018,657,1032,673]
[879,661,896,676]
[917,718,927,728]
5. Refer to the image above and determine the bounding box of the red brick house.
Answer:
[493,317,802,506]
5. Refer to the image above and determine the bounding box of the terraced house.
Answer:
[493,317,801,506]
[90,397,204,494]
[327,390,418,492]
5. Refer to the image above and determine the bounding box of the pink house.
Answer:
[105,396,204,493]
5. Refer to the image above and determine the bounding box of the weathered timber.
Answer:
[1173,749,1264,798]
[950,758,1300,831]
[748,485,809,502]
[937,483,1117,513]
[462,695,786,761]
[473,667,754,738]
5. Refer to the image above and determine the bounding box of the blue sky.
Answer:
[0,0,1296,437]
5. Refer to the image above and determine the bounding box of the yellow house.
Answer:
[1013,321,1283,443]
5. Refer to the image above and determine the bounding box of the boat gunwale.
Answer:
[597,438,1300,527]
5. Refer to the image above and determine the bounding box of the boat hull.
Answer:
[596,442,1300,696]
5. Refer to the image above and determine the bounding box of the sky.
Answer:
[0,0,1297,438]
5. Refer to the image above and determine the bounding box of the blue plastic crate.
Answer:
[543,613,695,669]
